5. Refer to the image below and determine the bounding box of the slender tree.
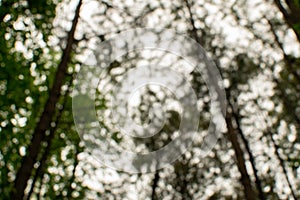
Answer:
[12,0,82,199]
[184,0,258,199]
[225,108,257,200]
[25,74,74,200]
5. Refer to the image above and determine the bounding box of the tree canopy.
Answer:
[1,0,300,199]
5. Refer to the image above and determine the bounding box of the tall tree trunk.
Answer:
[225,109,257,200]
[184,0,257,200]
[25,75,74,200]
[229,100,265,200]
[11,1,82,199]
[183,0,257,199]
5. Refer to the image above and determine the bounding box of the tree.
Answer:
[1,0,300,199]
[12,0,82,197]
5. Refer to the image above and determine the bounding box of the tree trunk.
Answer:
[225,109,257,200]
[229,100,265,200]
[151,171,159,200]
[11,1,82,199]
[25,75,74,200]
[183,0,257,199]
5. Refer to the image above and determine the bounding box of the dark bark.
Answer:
[225,109,257,200]
[25,75,74,200]
[151,171,159,200]
[25,121,56,200]
[11,1,82,199]
[228,100,265,200]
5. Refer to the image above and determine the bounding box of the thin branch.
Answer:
[183,0,203,45]
[267,130,298,199]
[66,146,80,199]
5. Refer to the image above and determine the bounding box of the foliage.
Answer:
[0,0,300,199]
